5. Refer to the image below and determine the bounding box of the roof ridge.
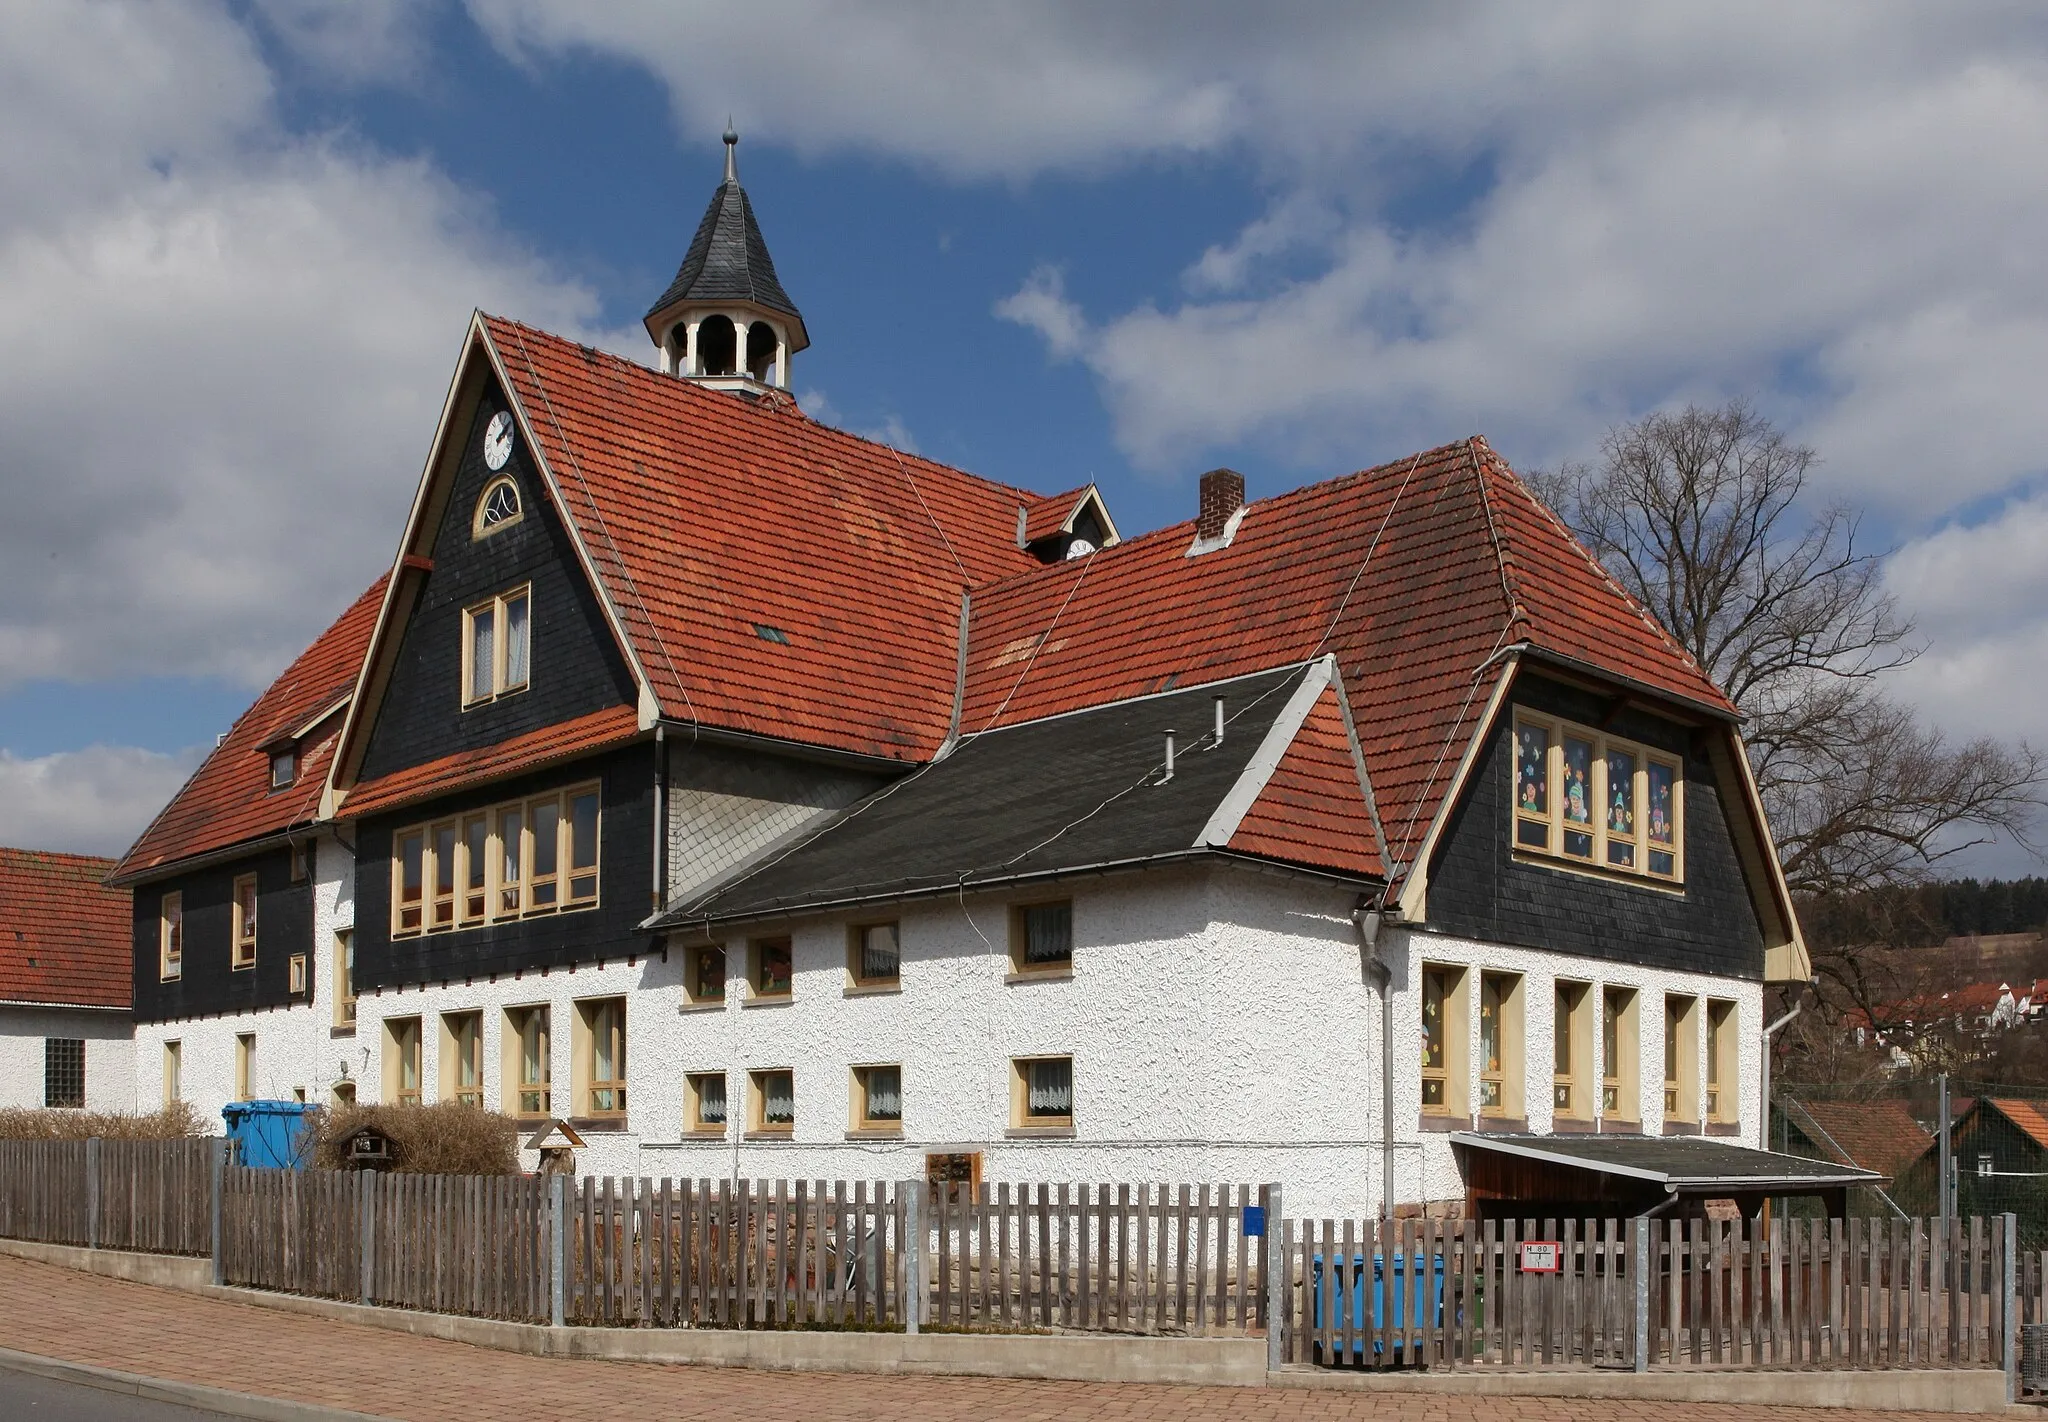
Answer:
[1476,438,1729,701]
[0,846,118,867]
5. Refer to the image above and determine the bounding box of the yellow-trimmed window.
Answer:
[385,1017,422,1106]
[1420,963,1469,1117]
[231,874,258,970]
[462,585,531,706]
[1706,998,1737,1123]
[1602,986,1639,1122]
[1554,980,1592,1120]
[749,1068,794,1134]
[1513,712,1683,882]
[1663,994,1699,1124]
[848,922,900,988]
[234,1032,255,1101]
[577,997,626,1119]
[159,892,183,981]
[1478,971,1523,1119]
[441,1011,483,1107]
[851,1064,903,1133]
[333,929,355,1029]
[391,784,600,937]
[1011,1056,1074,1130]
[685,1072,727,1134]
[505,1005,550,1117]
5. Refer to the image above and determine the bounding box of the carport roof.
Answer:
[1451,1133,1885,1193]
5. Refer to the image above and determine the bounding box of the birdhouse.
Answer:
[523,1118,586,1175]
[337,1124,397,1171]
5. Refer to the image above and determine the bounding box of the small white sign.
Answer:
[1519,1240,1562,1272]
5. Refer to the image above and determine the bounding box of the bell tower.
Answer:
[644,128,809,393]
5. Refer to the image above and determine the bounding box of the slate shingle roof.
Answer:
[111,576,386,882]
[0,847,131,1008]
[645,179,805,339]
[652,664,1376,928]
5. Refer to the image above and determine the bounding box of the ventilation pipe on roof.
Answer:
[1211,695,1225,749]
[1159,729,1176,785]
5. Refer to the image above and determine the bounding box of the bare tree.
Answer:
[1538,400,2044,905]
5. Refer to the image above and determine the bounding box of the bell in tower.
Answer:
[644,128,810,392]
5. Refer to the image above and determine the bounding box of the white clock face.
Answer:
[483,411,514,471]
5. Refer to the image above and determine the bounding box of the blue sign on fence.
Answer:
[1242,1205,1266,1237]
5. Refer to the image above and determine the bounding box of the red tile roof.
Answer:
[957,437,1731,883]
[0,848,131,1008]
[1786,1098,1933,1181]
[1983,1099,2048,1153]
[481,316,1039,763]
[340,706,643,820]
[111,576,387,882]
[1020,486,1093,545]
[1228,684,1384,878]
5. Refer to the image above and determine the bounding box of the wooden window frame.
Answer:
[461,584,532,707]
[747,936,793,1002]
[503,1005,551,1118]
[748,1068,795,1137]
[1008,1055,1075,1134]
[1420,963,1469,1119]
[1511,711,1685,885]
[1553,979,1593,1122]
[333,929,355,1030]
[849,1063,903,1136]
[682,943,727,1008]
[385,1017,422,1107]
[1705,998,1738,1124]
[1601,986,1640,1125]
[269,747,296,790]
[162,1040,181,1104]
[1663,993,1700,1127]
[1007,899,1074,980]
[684,1072,728,1135]
[472,475,524,539]
[159,891,183,981]
[234,1032,255,1102]
[230,873,259,970]
[846,921,901,991]
[440,1011,484,1108]
[575,997,626,1121]
[288,953,308,997]
[390,782,600,938]
[1478,971,1524,1121]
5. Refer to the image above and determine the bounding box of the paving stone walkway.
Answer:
[0,1255,1956,1422]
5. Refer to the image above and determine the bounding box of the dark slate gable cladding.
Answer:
[1424,673,1766,979]
[654,666,1373,929]
[132,848,310,1024]
[354,743,656,989]
[355,379,639,785]
[645,181,802,324]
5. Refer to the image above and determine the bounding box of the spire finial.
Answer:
[722,121,738,183]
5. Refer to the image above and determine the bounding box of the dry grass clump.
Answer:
[306,1102,522,1176]
[0,1100,207,1141]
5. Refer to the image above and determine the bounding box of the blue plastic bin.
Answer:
[222,1100,316,1169]
[1310,1252,1446,1359]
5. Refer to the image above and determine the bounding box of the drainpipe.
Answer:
[652,725,667,916]
[1761,990,1803,1222]
[1353,901,1395,1217]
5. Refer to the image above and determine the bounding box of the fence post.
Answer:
[1263,1183,1285,1375]
[358,1171,375,1307]
[550,1172,568,1329]
[85,1137,100,1251]
[2005,1213,2020,1404]
[1631,1215,1650,1373]
[208,1138,225,1286]
[902,1179,923,1335]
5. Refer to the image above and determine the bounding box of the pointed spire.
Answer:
[723,121,738,183]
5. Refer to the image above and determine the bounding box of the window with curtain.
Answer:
[689,945,726,1004]
[750,937,792,998]
[688,1073,726,1131]
[853,922,900,985]
[584,998,625,1117]
[462,585,530,705]
[1011,900,1073,974]
[1018,1057,1073,1124]
[857,1065,902,1128]
[752,1069,795,1130]
[514,1006,550,1116]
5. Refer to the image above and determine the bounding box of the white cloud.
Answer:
[0,745,205,857]
[0,1,638,695]
[993,266,1087,360]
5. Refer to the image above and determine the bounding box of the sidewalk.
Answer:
[0,1255,1978,1422]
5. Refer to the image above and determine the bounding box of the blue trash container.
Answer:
[222,1100,316,1169]
[1310,1251,1446,1359]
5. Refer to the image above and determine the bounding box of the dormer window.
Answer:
[473,477,523,538]
[269,747,296,789]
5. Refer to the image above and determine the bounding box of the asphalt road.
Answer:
[0,1366,234,1420]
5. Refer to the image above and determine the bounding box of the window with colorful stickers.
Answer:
[1513,712,1683,883]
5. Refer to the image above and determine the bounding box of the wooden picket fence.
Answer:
[220,1166,553,1323]
[0,1137,215,1255]
[1276,1214,2017,1371]
[921,1181,1269,1333]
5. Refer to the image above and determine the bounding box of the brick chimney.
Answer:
[1196,468,1245,541]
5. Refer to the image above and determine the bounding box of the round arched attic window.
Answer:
[473,476,523,538]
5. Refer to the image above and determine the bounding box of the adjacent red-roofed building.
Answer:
[0,847,134,1110]
[113,136,1817,1217]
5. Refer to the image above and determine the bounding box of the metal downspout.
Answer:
[1354,902,1395,1216]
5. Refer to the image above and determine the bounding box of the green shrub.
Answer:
[305,1102,522,1176]
[0,1101,207,1141]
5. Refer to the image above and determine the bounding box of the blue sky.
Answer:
[2,2,2045,868]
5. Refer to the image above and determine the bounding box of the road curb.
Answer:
[0,1346,392,1422]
